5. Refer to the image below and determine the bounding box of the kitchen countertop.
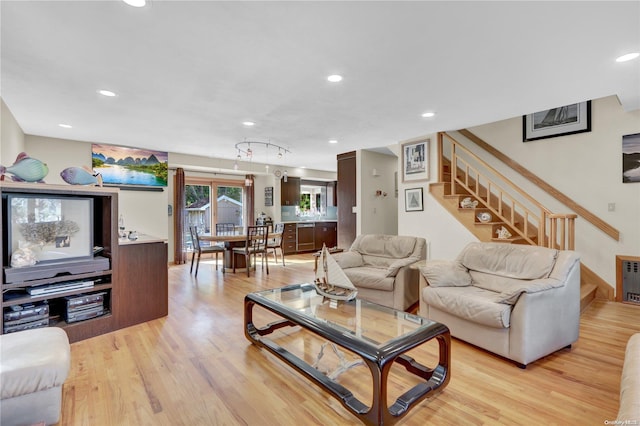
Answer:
[119,234,167,245]
[282,220,338,224]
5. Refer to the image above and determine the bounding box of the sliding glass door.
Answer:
[184,179,245,244]
[215,185,243,233]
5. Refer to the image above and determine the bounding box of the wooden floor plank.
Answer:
[57,254,640,425]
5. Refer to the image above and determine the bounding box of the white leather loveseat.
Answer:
[334,234,426,311]
[419,242,580,367]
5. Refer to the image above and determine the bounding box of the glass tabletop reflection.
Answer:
[250,283,437,349]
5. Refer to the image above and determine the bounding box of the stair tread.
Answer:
[580,283,598,298]
[580,282,598,312]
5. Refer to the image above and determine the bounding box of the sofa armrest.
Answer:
[386,257,420,277]
[618,333,640,422]
[497,277,565,304]
[508,260,580,365]
[333,251,364,269]
[419,260,471,287]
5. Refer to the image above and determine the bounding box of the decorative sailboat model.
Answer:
[314,244,358,301]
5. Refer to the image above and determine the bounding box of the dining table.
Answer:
[199,232,282,272]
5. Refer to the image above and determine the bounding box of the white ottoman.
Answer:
[1,327,70,426]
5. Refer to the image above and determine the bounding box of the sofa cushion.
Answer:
[343,267,395,292]
[333,251,364,269]
[355,234,417,259]
[423,286,511,328]
[458,242,559,280]
[420,260,472,287]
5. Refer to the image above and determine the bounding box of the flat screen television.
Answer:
[4,193,94,265]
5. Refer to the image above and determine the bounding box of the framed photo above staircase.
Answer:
[523,100,591,142]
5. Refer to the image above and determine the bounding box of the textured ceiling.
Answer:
[1,1,638,174]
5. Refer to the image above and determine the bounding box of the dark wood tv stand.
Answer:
[1,182,168,343]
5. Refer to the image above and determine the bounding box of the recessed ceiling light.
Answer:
[242,121,255,127]
[98,89,117,97]
[327,74,343,83]
[616,52,639,62]
[59,124,72,128]
[123,0,146,7]
[421,112,436,118]
[328,140,338,144]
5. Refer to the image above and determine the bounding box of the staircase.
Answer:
[432,131,599,312]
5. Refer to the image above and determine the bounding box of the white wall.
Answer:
[396,134,479,260]
[1,98,25,163]
[359,150,398,235]
[397,95,640,290]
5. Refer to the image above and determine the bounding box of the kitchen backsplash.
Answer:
[281,206,337,221]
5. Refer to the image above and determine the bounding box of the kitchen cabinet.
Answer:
[283,223,297,254]
[281,177,300,206]
[282,221,338,255]
[314,222,337,250]
[337,151,356,249]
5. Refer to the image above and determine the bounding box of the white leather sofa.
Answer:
[419,242,580,367]
[618,333,640,422]
[333,234,426,311]
[1,327,71,426]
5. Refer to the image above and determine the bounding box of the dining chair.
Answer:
[216,222,235,235]
[189,226,225,276]
[266,222,285,266]
[232,225,269,277]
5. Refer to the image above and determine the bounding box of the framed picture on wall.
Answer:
[401,139,429,182]
[522,101,591,142]
[264,186,274,206]
[405,187,423,212]
[92,143,168,188]
[623,132,640,183]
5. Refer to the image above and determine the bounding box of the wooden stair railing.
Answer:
[456,128,620,242]
[439,132,577,250]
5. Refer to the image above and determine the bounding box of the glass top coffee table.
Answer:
[244,283,451,425]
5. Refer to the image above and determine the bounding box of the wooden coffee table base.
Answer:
[244,294,451,426]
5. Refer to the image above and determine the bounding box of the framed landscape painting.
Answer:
[402,139,429,182]
[92,144,168,188]
[523,101,591,142]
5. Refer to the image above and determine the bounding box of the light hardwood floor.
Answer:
[59,254,640,425]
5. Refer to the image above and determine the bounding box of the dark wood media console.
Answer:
[1,182,168,343]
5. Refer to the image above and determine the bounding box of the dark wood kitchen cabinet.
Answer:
[281,177,300,206]
[283,223,297,254]
[314,222,337,250]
